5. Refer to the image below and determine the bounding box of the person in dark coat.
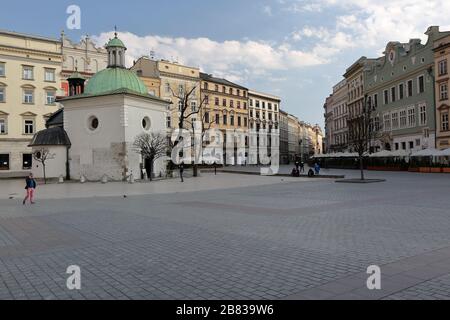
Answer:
[23,173,37,205]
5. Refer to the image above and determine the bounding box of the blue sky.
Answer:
[2,0,449,127]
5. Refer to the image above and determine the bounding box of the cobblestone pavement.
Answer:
[0,172,449,300]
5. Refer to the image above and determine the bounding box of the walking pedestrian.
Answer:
[179,162,185,182]
[300,161,305,173]
[23,173,37,205]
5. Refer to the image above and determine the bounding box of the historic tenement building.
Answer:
[434,32,450,150]
[365,26,450,152]
[279,110,289,164]
[330,79,348,152]
[130,56,161,97]
[323,94,333,153]
[60,32,108,96]
[0,30,62,175]
[248,90,280,164]
[200,73,249,164]
[344,56,376,152]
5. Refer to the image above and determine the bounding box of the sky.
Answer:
[1,0,450,127]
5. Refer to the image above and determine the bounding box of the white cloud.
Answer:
[91,31,328,82]
[286,0,450,58]
[262,5,273,16]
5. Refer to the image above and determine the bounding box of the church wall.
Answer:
[31,145,67,179]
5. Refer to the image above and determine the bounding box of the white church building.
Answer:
[30,33,170,181]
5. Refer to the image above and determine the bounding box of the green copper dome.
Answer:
[84,68,148,96]
[107,37,126,48]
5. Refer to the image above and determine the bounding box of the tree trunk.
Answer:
[43,164,47,184]
[359,156,365,181]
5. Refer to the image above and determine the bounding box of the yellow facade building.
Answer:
[131,58,201,132]
[0,30,62,174]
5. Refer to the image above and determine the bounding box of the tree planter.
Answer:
[430,168,443,173]
[419,167,431,173]
[442,168,450,173]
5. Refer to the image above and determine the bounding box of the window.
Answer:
[167,116,171,128]
[23,89,34,104]
[230,100,234,108]
[215,114,220,125]
[0,62,5,77]
[223,115,227,125]
[409,141,414,149]
[373,94,378,108]
[391,112,399,129]
[400,110,407,128]
[88,116,99,131]
[391,87,396,102]
[244,102,247,109]
[442,113,449,131]
[229,88,233,95]
[191,101,197,112]
[230,115,234,126]
[395,143,399,150]
[0,86,4,102]
[44,69,55,82]
[24,119,34,134]
[407,107,416,127]
[23,154,32,170]
[238,116,241,127]
[416,139,421,147]
[440,83,448,100]
[268,103,272,110]
[249,99,253,107]
[384,113,391,131]
[215,85,218,92]
[23,66,34,80]
[399,83,404,100]
[419,104,427,126]
[402,142,406,150]
[237,90,240,96]
[204,112,209,124]
[165,83,171,93]
[46,90,56,105]
[262,102,266,109]
[142,117,151,131]
[0,119,6,134]
[439,59,448,76]
[384,90,389,104]
[222,86,226,93]
[178,100,183,112]
[237,101,241,109]
[215,97,219,106]
[244,117,248,127]
[204,95,209,104]
[204,83,208,90]
[407,80,413,97]
[222,99,226,107]
[178,85,184,95]
[418,75,424,93]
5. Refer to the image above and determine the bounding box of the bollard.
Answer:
[80,175,86,183]
[101,175,108,184]
[59,175,64,184]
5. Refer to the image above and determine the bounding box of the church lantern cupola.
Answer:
[106,28,127,68]
[67,70,86,96]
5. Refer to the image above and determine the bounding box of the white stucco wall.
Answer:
[62,93,168,181]
[31,146,67,179]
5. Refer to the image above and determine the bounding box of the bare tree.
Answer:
[169,83,209,177]
[133,132,167,181]
[33,149,55,184]
[347,95,380,180]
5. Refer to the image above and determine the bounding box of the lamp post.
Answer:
[427,66,437,149]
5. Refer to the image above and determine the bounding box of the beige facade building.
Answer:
[287,114,300,162]
[434,34,450,149]
[130,56,161,97]
[60,32,108,96]
[200,73,249,164]
[0,30,62,174]
[248,90,280,164]
[330,79,349,152]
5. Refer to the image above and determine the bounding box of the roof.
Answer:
[67,71,86,81]
[107,35,126,49]
[200,73,248,91]
[29,126,71,147]
[58,88,170,104]
[0,29,60,43]
[45,109,64,128]
[84,67,148,96]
